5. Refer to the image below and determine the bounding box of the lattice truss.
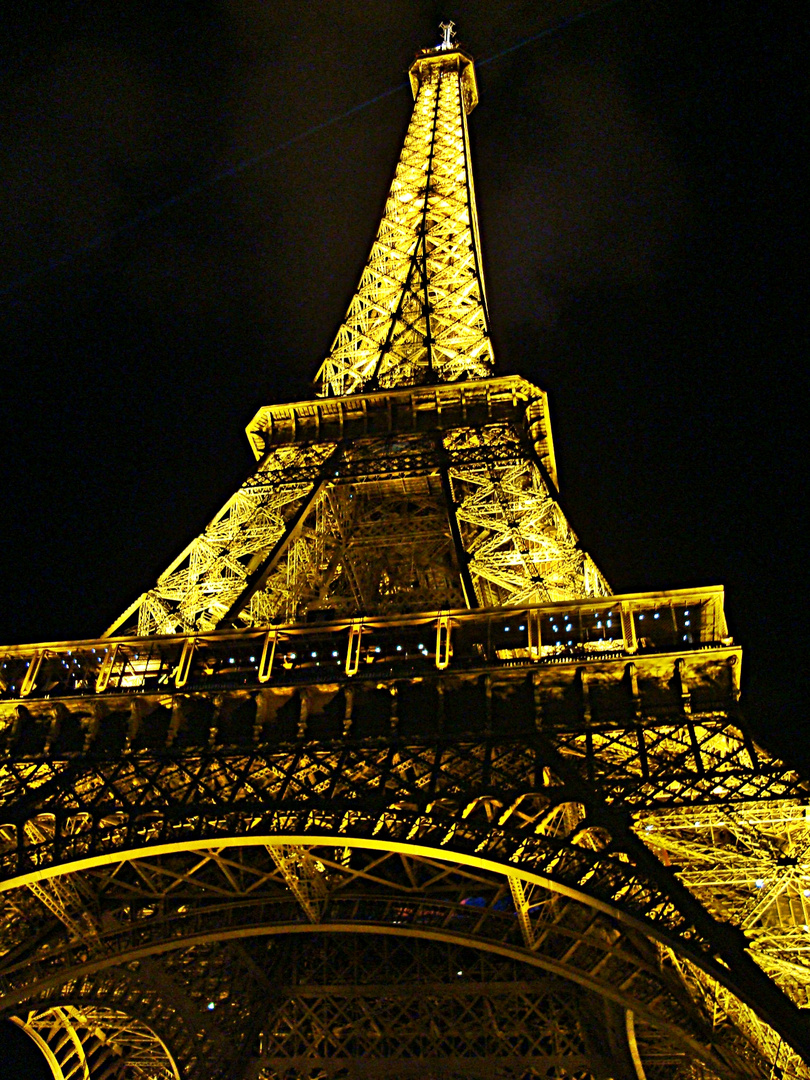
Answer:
[2,871,274,1079]
[315,53,494,397]
[14,1004,178,1079]
[445,425,609,604]
[637,802,810,1080]
[0,842,785,1080]
[117,443,338,637]
[1,710,810,1076]
[250,436,465,624]
[112,423,606,634]
[542,720,810,1078]
[255,936,626,1080]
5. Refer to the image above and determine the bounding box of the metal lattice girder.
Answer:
[0,716,801,948]
[0,587,731,706]
[444,424,609,604]
[665,949,809,1080]
[0,847,774,1078]
[249,460,467,623]
[4,958,228,1077]
[253,940,627,1080]
[244,377,559,484]
[24,822,100,945]
[246,933,739,1080]
[0,664,809,1071]
[315,49,492,397]
[14,929,741,1079]
[105,442,340,638]
[635,801,810,1079]
[13,1003,179,1080]
[106,401,607,633]
[16,940,280,1079]
[267,844,328,923]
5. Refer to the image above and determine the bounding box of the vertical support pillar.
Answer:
[439,459,479,609]
[20,653,44,698]
[509,876,536,949]
[175,637,195,689]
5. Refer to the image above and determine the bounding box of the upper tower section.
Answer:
[315,24,494,397]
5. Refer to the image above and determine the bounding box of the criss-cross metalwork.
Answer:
[1,27,807,1080]
[314,46,491,396]
[12,1005,179,1080]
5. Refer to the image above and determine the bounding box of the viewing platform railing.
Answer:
[0,587,731,705]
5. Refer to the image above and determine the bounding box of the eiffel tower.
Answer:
[1,24,808,1080]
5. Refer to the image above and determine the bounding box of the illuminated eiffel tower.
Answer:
[1,24,809,1080]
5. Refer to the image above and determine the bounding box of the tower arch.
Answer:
[1,23,807,1080]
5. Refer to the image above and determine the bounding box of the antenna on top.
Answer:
[438,20,457,50]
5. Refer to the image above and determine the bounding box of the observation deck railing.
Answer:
[0,587,731,706]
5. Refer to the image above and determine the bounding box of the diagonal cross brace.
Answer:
[532,730,810,1065]
[220,444,343,626]
[268,844,328,924]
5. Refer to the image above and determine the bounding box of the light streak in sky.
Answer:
[1,1,627,297]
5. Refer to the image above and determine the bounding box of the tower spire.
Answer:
[315,31,493,397]
[103,26,610,638]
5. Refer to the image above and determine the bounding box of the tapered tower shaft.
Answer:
[105,39,609,638]
[316,46,493,396]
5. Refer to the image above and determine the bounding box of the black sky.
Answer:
[0,1,806,768]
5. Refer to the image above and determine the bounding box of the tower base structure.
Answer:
[1,585,809,1078]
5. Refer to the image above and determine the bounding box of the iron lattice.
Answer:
[1,29,808,1080]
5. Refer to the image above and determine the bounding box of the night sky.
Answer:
[0,1,806,774]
